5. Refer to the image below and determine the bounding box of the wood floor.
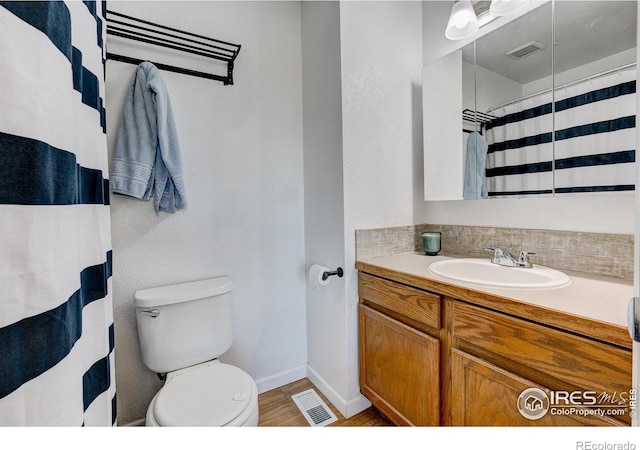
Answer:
[257,378,392,427]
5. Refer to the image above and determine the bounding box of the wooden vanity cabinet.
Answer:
[357,269,633,427]
[358,273,442,426]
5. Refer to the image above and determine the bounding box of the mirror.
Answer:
[471,1,553,198]
[551,0,636,196]
[423,0,637,201]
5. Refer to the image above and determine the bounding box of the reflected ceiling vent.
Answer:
[506,41,546,60]
[473,1,498,27]
[473,1,493,18]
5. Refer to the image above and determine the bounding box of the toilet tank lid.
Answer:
[134,277,232,308]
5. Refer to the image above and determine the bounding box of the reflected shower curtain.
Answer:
[485,69,636,197]
[485,89,554,196]
[0,2,116,425]
[553,69,636,194]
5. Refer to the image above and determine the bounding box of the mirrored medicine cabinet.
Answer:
[423,0,637,201]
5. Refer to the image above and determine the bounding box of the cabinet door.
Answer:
[451,349,623,426]
[359,304,440,426]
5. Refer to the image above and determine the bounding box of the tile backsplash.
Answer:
[355,224,634,280]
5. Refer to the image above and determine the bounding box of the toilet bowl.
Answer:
[134,277,259,427]
[144,360,259,427]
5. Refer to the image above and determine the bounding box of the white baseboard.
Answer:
[345,390,373,418]
[306,365,371,419]
[254,364,307,394]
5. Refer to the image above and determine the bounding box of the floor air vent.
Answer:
[291,389,338,427]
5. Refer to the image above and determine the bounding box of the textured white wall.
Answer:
[106,1,306,425]
[340,0,424,406]
[423,51,463,201]
[301,1,349,413]
[424,195,635,234]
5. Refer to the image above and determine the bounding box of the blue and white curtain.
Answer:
[0,2,115,426]
[485,69,636,197]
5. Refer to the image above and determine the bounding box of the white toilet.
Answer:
[134,276,259,427]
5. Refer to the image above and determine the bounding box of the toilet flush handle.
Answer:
[140,309,160,318]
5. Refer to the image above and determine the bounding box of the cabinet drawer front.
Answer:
[452,302,632,399]
[359,272,441,330]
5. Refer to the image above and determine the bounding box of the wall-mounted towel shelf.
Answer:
[105,10,241,85]
[462,109,497,134]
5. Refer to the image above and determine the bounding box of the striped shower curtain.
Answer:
[485,69,636,197]
[0,2,116,426]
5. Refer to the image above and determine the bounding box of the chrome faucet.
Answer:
[485,247,536,268]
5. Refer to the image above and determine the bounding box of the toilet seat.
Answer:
[152,362,258,426]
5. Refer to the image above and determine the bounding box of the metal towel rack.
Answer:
[105,10,241,85]
[462,108,497,135]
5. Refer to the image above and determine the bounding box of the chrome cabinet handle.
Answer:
[140,309,160,318]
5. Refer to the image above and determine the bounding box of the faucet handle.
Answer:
[485,247,503,262]
[517,251,536,268]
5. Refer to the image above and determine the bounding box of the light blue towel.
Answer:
[111,62,187,213]
[463,131,488,200]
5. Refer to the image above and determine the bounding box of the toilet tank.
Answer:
[134,277,233,374]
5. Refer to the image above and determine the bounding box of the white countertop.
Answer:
[357,252,633,331]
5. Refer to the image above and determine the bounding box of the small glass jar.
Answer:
[421,232,441,256]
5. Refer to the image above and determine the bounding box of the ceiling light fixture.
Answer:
[445,0,480,40]
[489,0,530,17]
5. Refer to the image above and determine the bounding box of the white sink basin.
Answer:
[428,258,571,290]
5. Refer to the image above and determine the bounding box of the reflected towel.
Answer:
[463,131,488,199]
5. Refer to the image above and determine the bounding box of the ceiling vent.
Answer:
[506,41,546,60]
[473,1,493,18]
